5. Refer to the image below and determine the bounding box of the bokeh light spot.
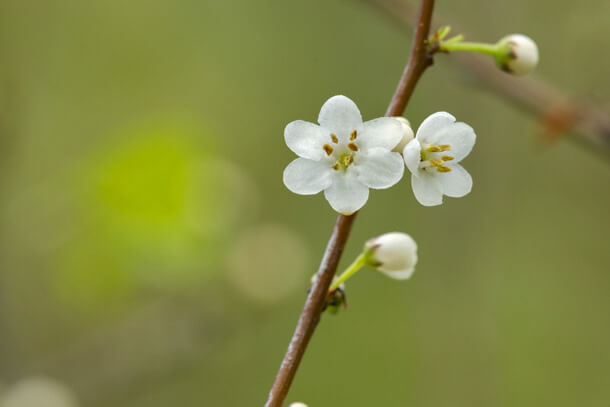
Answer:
[227,224,309,304]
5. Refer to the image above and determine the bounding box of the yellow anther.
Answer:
[330,133,339,143]
[429,159,444,167]
[350,130,358,140]
[332,162,340,171]
[323,144,334,156]
[436,165,452,173]
[424,145,442,152]
[439,144,451,151]
[441,155,454,161]
[347,142,359,151]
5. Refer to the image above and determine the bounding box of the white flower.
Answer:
[403,112,476,206]
[497,34,539,75]
[283,95,405,215]
[364,232,418,280]
[289,403,309,407]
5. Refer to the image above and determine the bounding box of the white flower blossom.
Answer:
[283,95,405,215]
[403,112,476,206]
[497,34,539,75]
[364,232,418,280]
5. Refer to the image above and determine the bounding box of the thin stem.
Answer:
[440,41,499,56]
[385,0,435,117]
[329,253,367,292]
[264,1,436,406]
[264,213,357,407]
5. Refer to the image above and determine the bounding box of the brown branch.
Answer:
[366,0,610,156]
[264,1,436,406]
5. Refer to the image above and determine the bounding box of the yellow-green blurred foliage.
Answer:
[0,0,608,406]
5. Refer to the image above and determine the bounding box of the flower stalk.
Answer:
[328,253,367,292]
[439,40,501,56]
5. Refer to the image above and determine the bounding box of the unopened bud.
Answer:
[392,117,415,153]
[364,232,418,280]
[496,34,539,75]
[289,403,309,407]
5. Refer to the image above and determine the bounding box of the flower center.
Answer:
[420,144,454,173]
[323,129,360,171]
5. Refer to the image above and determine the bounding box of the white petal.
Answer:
[283,158,333,195]
[379,268,415,280]
[402,139,421,175]
[355,148,404,189]
[357,117,403,150]
[318,95,362,139]
[324,172,369,215]
[427,122,476,162]
[411,172,443,206]
[438,164,472,198]
[284,120,328,160]
[416,112,456,144]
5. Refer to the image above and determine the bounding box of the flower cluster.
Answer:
[283,95,477,212]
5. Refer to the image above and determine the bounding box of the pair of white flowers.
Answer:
[283,95,476,214]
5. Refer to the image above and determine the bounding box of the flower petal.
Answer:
[324,172,369,215]
[318,95,362,140]
[284,120,328,160]
[428,122,476,162]
[283,158,333,195]
[355,148,404,189]
[411,172,443,206]
[402,139,421,175]
[438,164,472,198]
[379,268,415,280]
[357,117,403,150]
[416,111,456,144]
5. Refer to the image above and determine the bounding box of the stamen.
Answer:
[332,162,340,171]
[330,133,339,143]
[436,165,452,173]
[429,159,444,167]
[323,144,334,156]
[441,155,454,161]
[350,130,357,140]
[424,144,451,153]
[341,154,354,167]
[347,142,359,151]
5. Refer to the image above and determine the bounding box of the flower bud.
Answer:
[496,34,539,75]
[289,403,309,407]
[364,232,418,280]
[392,117,415,153]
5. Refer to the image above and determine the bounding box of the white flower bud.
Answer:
[392,117,414,153]
[364,232,418,280]
[289,403,309,407]
[496,34,539,75]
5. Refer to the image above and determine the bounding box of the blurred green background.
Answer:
[0,0,609,406]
